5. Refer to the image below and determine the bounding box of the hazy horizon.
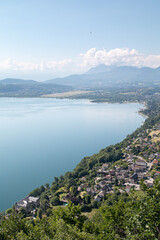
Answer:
[0,1,160,80]
[0,64,160,82]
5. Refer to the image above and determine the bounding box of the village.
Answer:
[14,123,160,216]
[76,124,160,202]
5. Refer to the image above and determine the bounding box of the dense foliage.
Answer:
[1,180,160,239]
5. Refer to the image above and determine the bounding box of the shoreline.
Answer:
[138,111,148,119]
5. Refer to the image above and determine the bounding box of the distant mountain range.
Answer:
[44,65,160,88]
[0,78,72,97]
[0,65,160,96]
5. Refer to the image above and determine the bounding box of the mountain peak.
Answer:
[86,64,116,74]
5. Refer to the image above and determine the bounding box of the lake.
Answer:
[0,98,145,211]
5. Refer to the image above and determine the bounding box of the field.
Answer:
[41,91,90,98]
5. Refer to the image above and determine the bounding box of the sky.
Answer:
[0,0,160,80]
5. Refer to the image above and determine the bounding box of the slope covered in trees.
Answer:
[1,180,160,239]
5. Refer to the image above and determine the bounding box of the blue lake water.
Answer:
[0,98,145,211]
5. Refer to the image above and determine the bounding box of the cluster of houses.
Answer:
[82,158,156,202]
[15,196,39,213]
[76,127,160,202]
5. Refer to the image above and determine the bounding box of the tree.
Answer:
[114,178,118,186]
[45,183,50,189]
[51,196,60,206]
[6,208,13,215]
[84,195,91,205]
[93,201,127,239]
[40,199,49,212]
[37,208,43,220]
[18,207,27,218]
[70,186,78,197]
[52,202,87,230]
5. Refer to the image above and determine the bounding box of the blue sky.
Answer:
[0,0,160,80]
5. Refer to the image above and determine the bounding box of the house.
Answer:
[98,180,107,188]
[128,154,134,159]
[97,169,108,174]
[77,186,82,191]
[125,184,136,192]
[102,163,109,170]
[145,178,154,187]
[116,167,124,172]
[127,158,133,163]
[80,177,86,181]
[117,175,124,180]
[104,175,112,181]
[130,173,138,183]
[156,124,160,130]
[137,172,145,180]
[131,164,146,172]
[125,146,131,151]
[118,170,129,178]
[124,183,140,192]
[155,171,160,177]
[135,159,147,166]
[153,159,159,166]
[109,170,115,176]
[97,164,109,174]
[15,196,39,212]
[155,153,160,159]
[86,188,96,196]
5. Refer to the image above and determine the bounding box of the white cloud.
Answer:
[0,58,72,72]
[45,59,72,70]
[79,48,160,69]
